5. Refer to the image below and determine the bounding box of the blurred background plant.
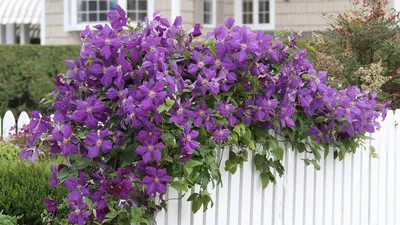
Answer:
[307,0,400,108]
[0,133,66,224]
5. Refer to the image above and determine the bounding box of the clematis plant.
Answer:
[21,6,389,225]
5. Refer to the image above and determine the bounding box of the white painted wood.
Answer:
[240,150,252,225]
[5,23,15,44]
[228,146,241,225]
[166,185,179,225]
[20,23,29,44]
[369,117,382,225]
[216,147,229,225]
[313,151,325,225]
[394,109,400,225]
[17,111,30,132]
[323,147,334,225]
[2,110,16,139]
[282,147,295,225]
[386,111,395,225]
[5,109,400,225]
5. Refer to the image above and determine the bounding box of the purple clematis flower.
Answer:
[72,97,107,128]
[65,172,90,198]
[179,124,200,161]
[139,80,168,110]
[188,51,213,74]
[213,127,231,142]
[193,101,214,127]
[310,71,328,93]
[45,196,58,213]
[86,129,113,158]
[92,24,122,59]
[308,126,330,143]
[51,124,78,155]
[107,5,127,30]
[136,139,166,163]
[192,68,220,95]
[142,167,171,195]
[104,178,132,199]
[67,196,89,225]
[136,122,162,143]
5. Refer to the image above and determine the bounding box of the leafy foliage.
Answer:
[0,141,20,161]
[0,160,67,224]
[0,45,79,116]
[312,0,400,107]
[21,6,388,225]
[0,211,19,225]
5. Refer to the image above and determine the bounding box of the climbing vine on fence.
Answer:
[21,5,389,225]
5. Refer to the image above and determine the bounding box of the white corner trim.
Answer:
[171,0,181,21]
[41,0,46,44]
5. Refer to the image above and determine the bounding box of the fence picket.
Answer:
[2,110,16,139]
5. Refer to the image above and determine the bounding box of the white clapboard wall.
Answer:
[1,110,399,225]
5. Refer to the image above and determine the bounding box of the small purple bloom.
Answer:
[142,167,171,195]
[107,5,127,30]
[136,139,166,163]
[45,196,58,213]
[86,129,113,158]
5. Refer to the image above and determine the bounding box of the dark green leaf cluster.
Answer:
[0,45,79,116]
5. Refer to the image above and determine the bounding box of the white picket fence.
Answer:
[1,110,399,225]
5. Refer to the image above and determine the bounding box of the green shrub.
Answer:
[0,211,19,225]
[0,142,20,161]
[0,160,67,225]
[0,45,80,116]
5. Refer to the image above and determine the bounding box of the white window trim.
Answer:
[203,0,216,28]
[64,0,155,32]
[234,0,275,31]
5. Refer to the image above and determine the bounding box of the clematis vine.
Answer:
[20,6,389,224]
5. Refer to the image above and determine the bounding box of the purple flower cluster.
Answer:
[21,6,388,224]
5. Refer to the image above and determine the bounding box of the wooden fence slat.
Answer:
[17,111,30,131]
[386,111,395,225]
[2,110,16,140]
[369,117,382,225]
[293,151,305,225]
[282,147,295,225]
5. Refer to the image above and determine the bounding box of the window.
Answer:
[203,0,216,26]
[64,0,155,31]
[235,0,274,30]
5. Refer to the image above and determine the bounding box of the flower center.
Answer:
[63,138,69,144]
[96,139,103,146]
[148,145,154,151]
[219,130,224,135]
[346,108,351,114]
[119,91,124,97]
[199,110,204,116]
[201,80,208,85]
[215,59,221,68]
[177,108,184,114]
[149,90,156,98]
[267,100,272,105]
[315,78,320,84]
[285,116,289,121]
[155,177,160,183]
[86,107,93,113]
[198,61,204,68]
[150,46,156,52]
[117,65,122,72]
[149,131,153,136]
[241,43,247,50]
[187,134,191,141]
[130,113,136,119]
[105,38,111,45]
[75,209,81,214]
[225,105,230,110]
[77,185,82,190]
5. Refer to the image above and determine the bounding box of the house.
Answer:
[0,0,399,45]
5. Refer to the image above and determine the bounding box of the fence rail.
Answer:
[1,110,399,225]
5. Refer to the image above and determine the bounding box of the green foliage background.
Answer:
[0,45,79,116]
[0,142,67,225]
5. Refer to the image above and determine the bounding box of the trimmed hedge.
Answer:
[0,45,79,116]
[0,142,20,161]
[0,158,67,225]
[0,211,19,225]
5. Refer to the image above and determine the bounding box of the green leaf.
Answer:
[213,94,222,102]
[57,167,72,179]
[274,146,284,160]
[224,159,237,174]
[192,196,203,213]
[185,160,203,168]
[315,116,325,123]
[170,181,188,192]
[74,157,91,170]
[157,99,175,113]
[233,123,246,136]
[260,172,270,189]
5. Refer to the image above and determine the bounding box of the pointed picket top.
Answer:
[2,110,16,140]
[394,109,400,127]
[17,111,30,132]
